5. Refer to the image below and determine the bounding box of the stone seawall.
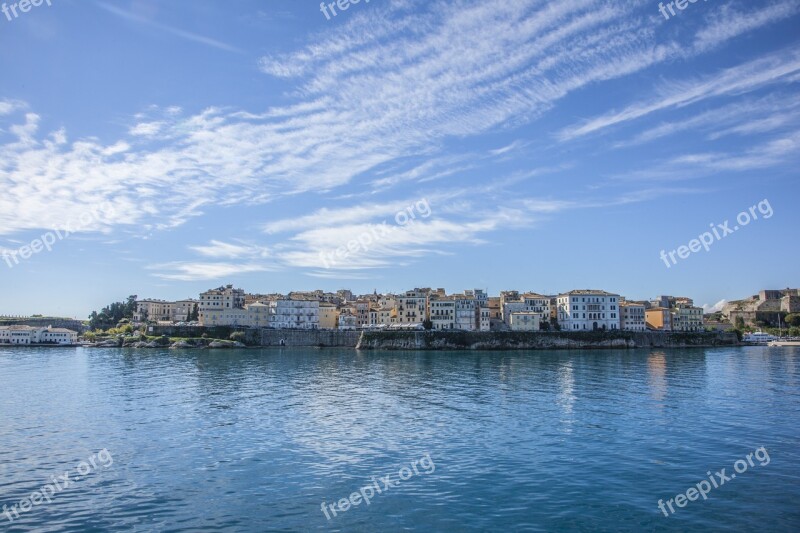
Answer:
[355,330,739,350]
[261,329,361,347]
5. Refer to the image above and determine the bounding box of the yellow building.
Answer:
[646,307,672,331]
[319,303,339,329]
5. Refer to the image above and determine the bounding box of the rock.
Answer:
[208,341,233,349]
[170,341,194,349]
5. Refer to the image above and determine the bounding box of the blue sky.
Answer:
[1,0,798,318]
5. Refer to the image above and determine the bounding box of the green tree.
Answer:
[89,295,137,330]
[189,303,199,322]
[784,314,800,327]
[735,316,745,329]
[422,319,433,330]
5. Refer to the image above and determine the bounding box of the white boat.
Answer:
[743,331,777,343]
[768,339,800,347]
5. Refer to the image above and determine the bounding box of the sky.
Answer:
[0,0,798,319]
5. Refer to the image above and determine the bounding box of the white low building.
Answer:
[338,313,358,330]
[0,326,78,345]
[509,312,540,331]
[557,290,621,331]
[269,299,320,329]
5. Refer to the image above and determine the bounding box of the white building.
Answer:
[269,299,320,329]
[338,313,358,330]
[430,299,455,330]
[0,326,78,345]
[620,301,647,331]
[453,294,479,331]
[509,312,540,331]
[557,290,621,331]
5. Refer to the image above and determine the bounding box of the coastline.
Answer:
[1,330,741,351]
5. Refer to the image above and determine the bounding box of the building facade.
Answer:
[397,290,428,324]
[430,299,455,330]
[199,285,245,325]
[509,312,540,331]
[620,301,647,331]
[557,290,620,331]
[0,326,78,345]
[269,299,320,329]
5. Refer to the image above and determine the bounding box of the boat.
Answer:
[743,331,777,343]
[768,339,800,347]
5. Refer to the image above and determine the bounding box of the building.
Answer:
[509,312,540,331]
[487,297,502,320]
[355,301,371,328]
[620,301,647,332]
[646,307,672,331]
[199,285,245,325]
[246,302,270,328]
[0,325,78,345]
[338,312,358,330]
[202,308,250,327]
[453,293,479,331]
[645,296,704,332]
[722,288,800,327]
[319,303,339,329]
[375,306,396,326]
[672,301,704,332]
[501,292,550,330]
[397,289,428,324]
[269,299,320,329]
[430,299,455,330]
[557,290,621,331]
[133,299,172,322]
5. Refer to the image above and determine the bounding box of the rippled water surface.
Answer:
[1,346,799,532]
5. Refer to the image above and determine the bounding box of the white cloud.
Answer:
[559,48,800,140]
[150,262,273,282]
[188,240,271,260]
[693,1,800,53]
[95,2,244,54]
[703,300,728,314]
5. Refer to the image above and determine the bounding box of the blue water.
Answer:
[0,346,798,532]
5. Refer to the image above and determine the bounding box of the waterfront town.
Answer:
[103,286,800,332]
[1,286,797,345]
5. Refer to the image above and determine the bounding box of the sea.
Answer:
[1,345,798,532]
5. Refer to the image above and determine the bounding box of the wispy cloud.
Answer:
[150,261,273,282]
[95,2,244,54]
[559,48,800,140]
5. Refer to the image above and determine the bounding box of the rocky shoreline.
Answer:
[355,330,740,350]
[88,337,247,349]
